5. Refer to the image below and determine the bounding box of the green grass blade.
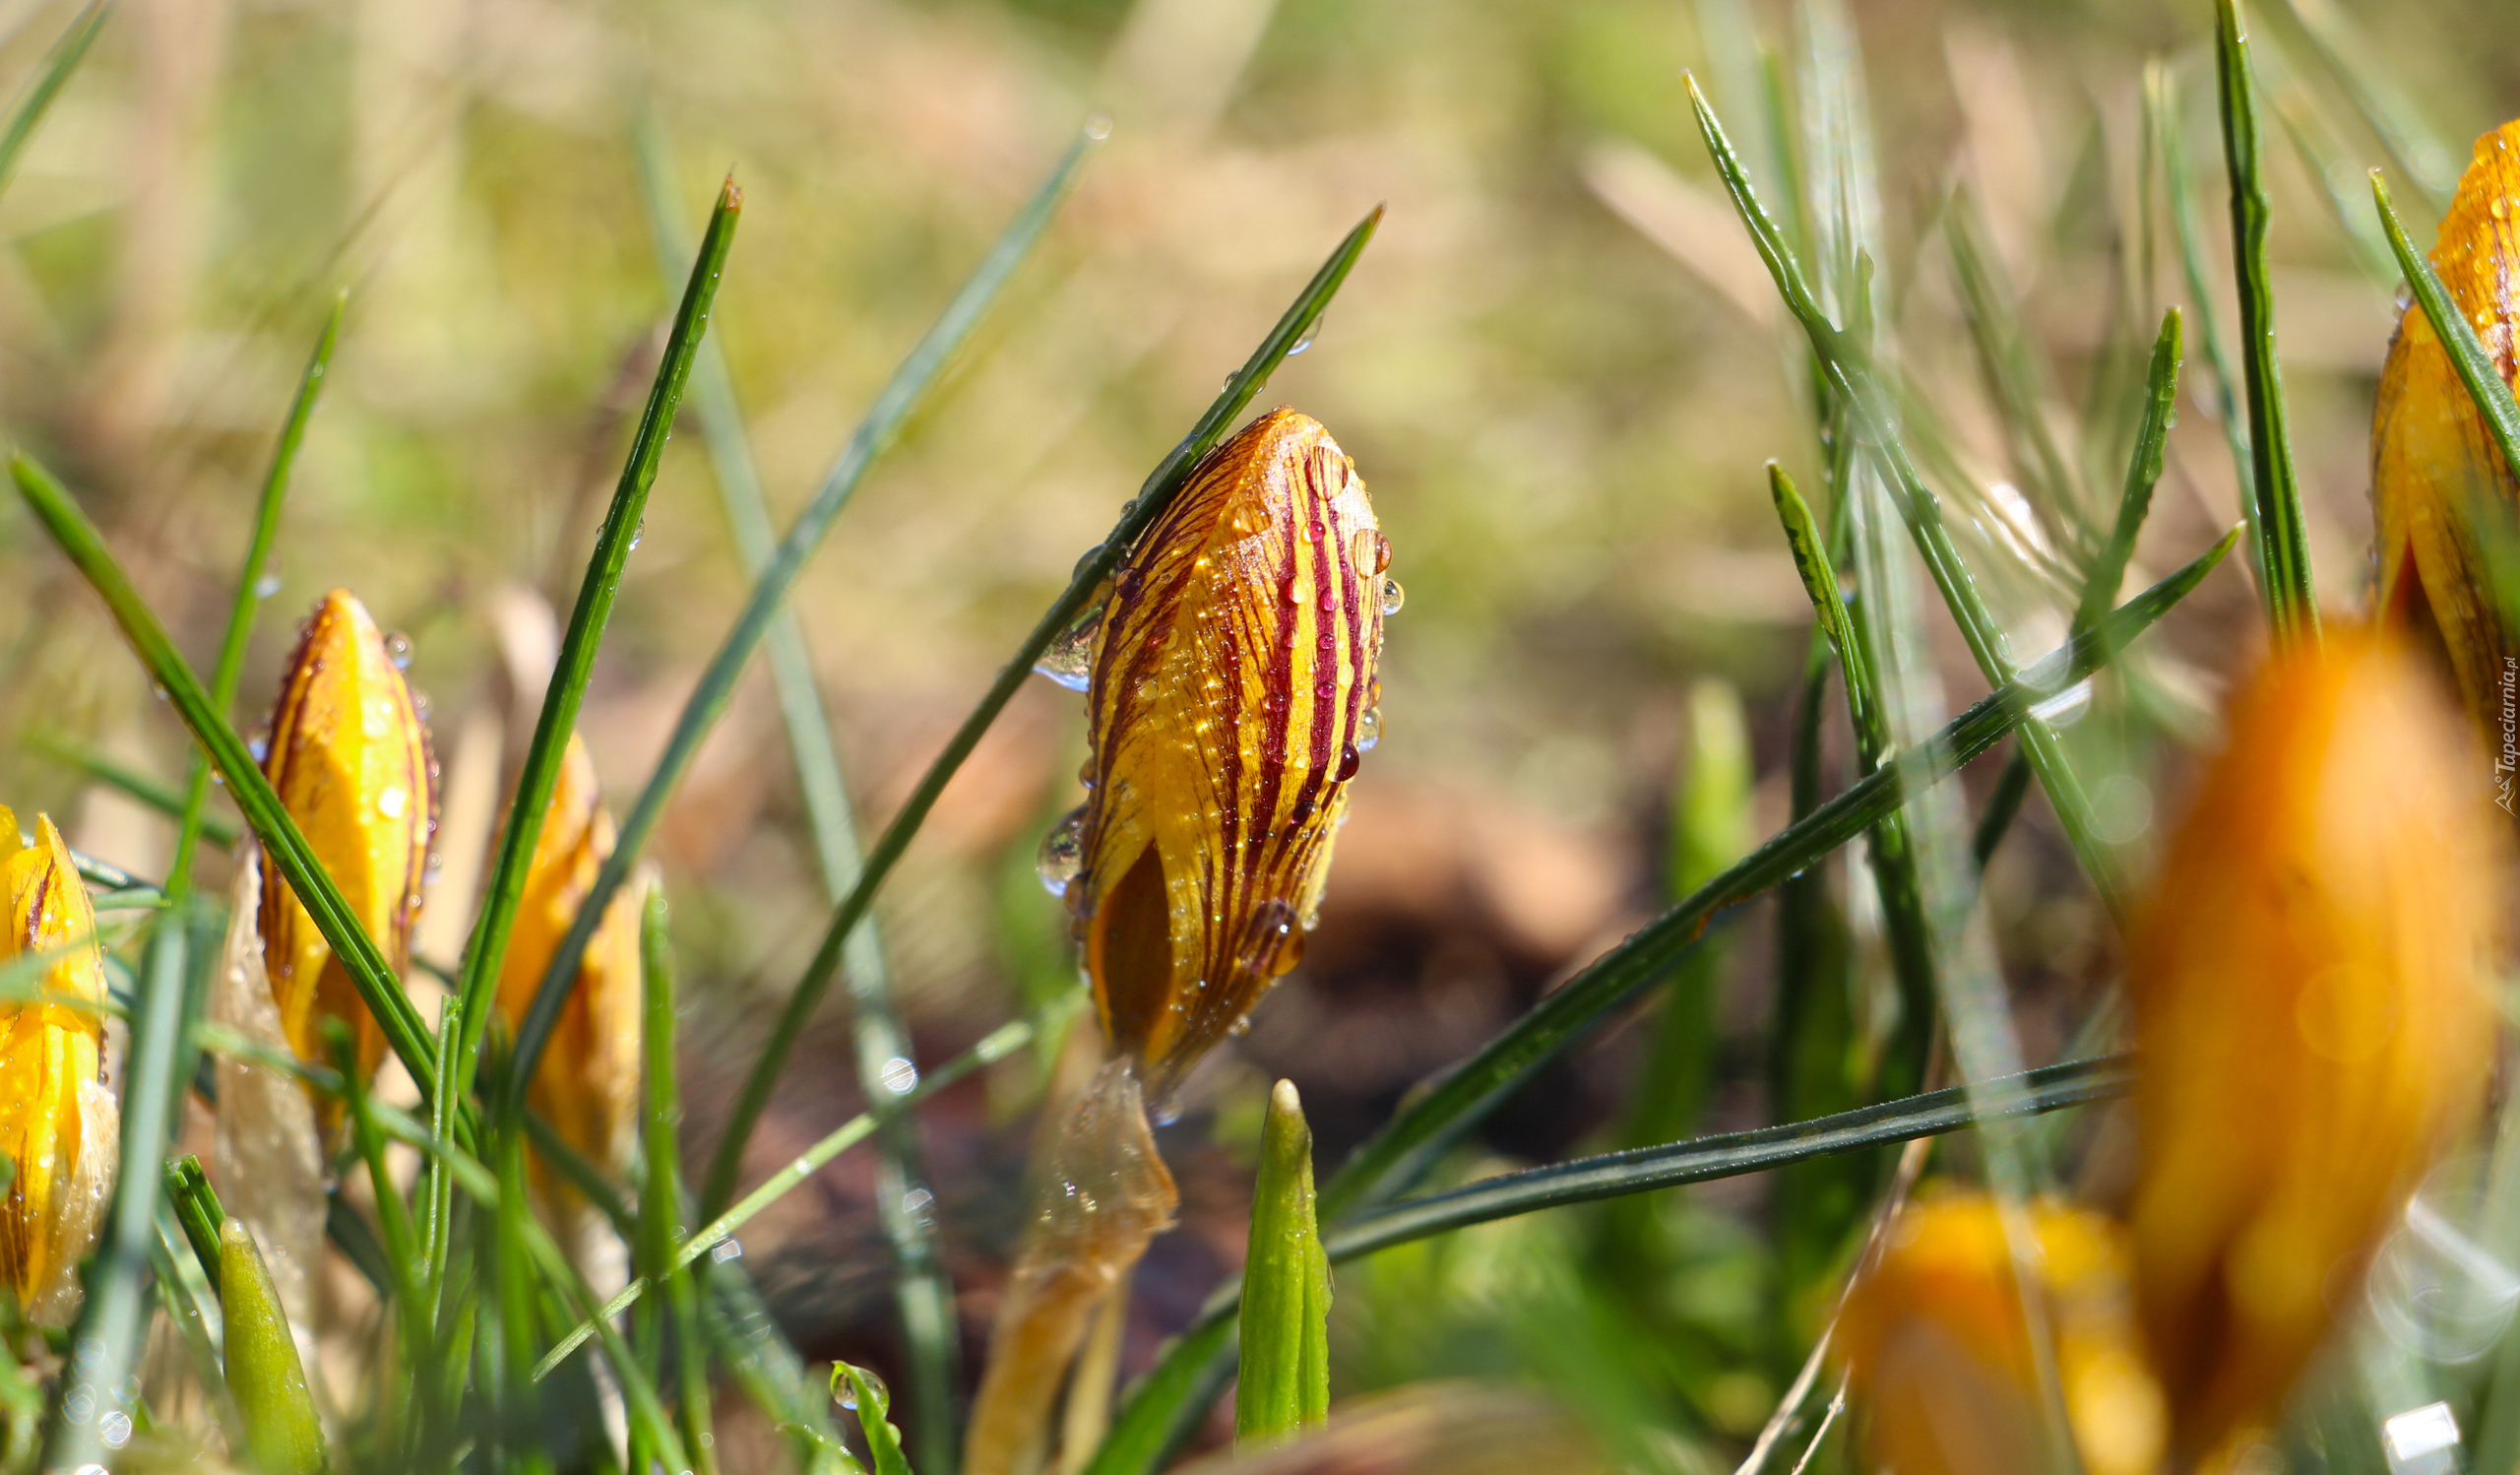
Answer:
[697,205,1384,1217]
[220,1216,326,1475]
[2073,310,2183,639]
[2215,0,2319,644]
[536,996,1071,1379]
[636,889,721,1475]
[41,914,190,1469]
[0,0,107,206]
[2269,0,2458,213]
[634,116,964,1468]
[511,126,1095,1115]
[10,452,442,1095]
[1970,749,2036,868]
[1686,72,2129,916]
[1767,464,1875,730]
[165,1155,227,1294]
[2154,62,2256,558]
[1236,1081,1330,1445]
[459,178,740,1111]
[2374,171,2520,484]
[26,729,239,850]
[1315,528,2233,1222]
[841,1365,916,1475]
[170,291,345,889]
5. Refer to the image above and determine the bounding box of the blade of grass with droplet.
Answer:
[169,292,345,887]
[842,1365,916,1475]
[2154,61,2256,546]
[508,127,1098,1122]
[25,730,240,850]
[2373,171,2520,485]
[454,178,739,1116]
[2215,0,2320,645]
[697,204,1384,1216]
[633,115,962,1468]
[41,912,191,1470]
[0,0,107,206]
[1687,72,2129,915]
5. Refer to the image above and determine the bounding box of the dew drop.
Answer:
[253,573,282,600]
[1287,579,1310,606]
[1350,528,1392,575]
[1083,112,1112,142]
[878,1056,919,1095]
[1379,578,1406,616]
[383,631,413,670]
[710,1238,742,1263]
[1355,706,1382,751]
[1073,542,1107,580]
[629,518,645,550]
[1233,898,1303,981]
[1034,602,1105,692]
[248,736,271,764]
[1289,318,1320,355]
[1337,742,1360,781]
[1037,805,1088,898]
[378,787,410,820]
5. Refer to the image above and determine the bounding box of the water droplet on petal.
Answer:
[1350,528,1392,575]
[1337,742,1360,781]
[1037,805,1088,898]
[1379,578,1406,616]
[1355,706,1382,751]
[383,631,413,670]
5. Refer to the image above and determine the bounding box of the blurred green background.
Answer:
[0,0,2513,1465]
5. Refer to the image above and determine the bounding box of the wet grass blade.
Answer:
[633,117,964,1467]
[2374,171,2520,484]
[170,292,345,888]
[0,0,107,205]
[842,1365,915,1475]
[165,1154,227,1294]
[2216,0,2319,645]
[636,889,720,1474]
[2154,62,2256,543]
[10,452,441,1094]
[1236,1082,1330,1444]
[459,178,740,1111]
[26,729,239,850]
[698,204,1384,1217]
[1687,72,2129,916]
[41,913,190,1469]
[2073,309,2183,640]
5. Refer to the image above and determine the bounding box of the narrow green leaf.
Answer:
[10,454,441,1098]
[840,1365,916,1475]
[2373,170,2520,487]
[1236,1081,1330,1445]
[461,178,741,1111]
[2074,310,2183,640]
[634,117,963,1467]
[2153,62,2256,554]
[699,204,1383,1217]
[0,0,108,206]
[2215,0,2320,644]
[1766,464,1873,730]
[1970,749,2036,869]
[219,1218,326,1475]
[171,292,346,888]
[2269,0,2458,213]
[636,888,721,1475]
[165,1155,227,1295]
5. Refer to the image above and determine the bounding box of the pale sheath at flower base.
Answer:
[2127,632,2498,1461]
[2373,119,2520,731]
[1837,1192,2166,1475]
[0,807,117,1326]
[493,735,643,1205]
[967,410,1388,1475]
[257,589,434,1086]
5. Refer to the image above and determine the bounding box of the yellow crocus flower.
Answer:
[1837,1191,2167,1475]
[2127,631,2496,1460]
[494,735,642,1198]
[258,589,434,1084]
[2372,119,2520,736]
[0,807,118,1325]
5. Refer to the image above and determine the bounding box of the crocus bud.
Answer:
[0,807,119,1325]
[2127,631,2496,1459]
[493,735,642,1196]
[258,590,433,1083]
[2372,119,2520,734]
[1836,1192,2167,1475]
[1070,408,1389,1092]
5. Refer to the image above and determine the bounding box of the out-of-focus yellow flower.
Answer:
[1070,407,1389,1093]
[2127,631,2497,1460]
[2372,119,2520,734]
[1837,1191,2167,1475]
[258,589,434,1084]
[0,807,118,1325]
[493,735,642,1197]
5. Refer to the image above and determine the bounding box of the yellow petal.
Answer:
[1836,1191,2166,1475]
[493,735,643,1195]
[258,589,434,1085]
[2372,119,2520,730]
[1076,409,1387,1089]
[2127,630,2497,1459]
[0,809,111,1319]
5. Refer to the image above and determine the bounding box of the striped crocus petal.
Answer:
[2372,118,2520,732]
[259,589,435,1084]
[1076,408,1387,1090]
[0,806,117,1325]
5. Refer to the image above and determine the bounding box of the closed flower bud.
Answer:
[258,589,434,1083]
[0,806,119,1325]
[1837,1192,2167,1475]
[1073,408,1388,1092]
[494,735,642,1197]
[2372,119,2520,733]
[2127,631,2497,1459]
